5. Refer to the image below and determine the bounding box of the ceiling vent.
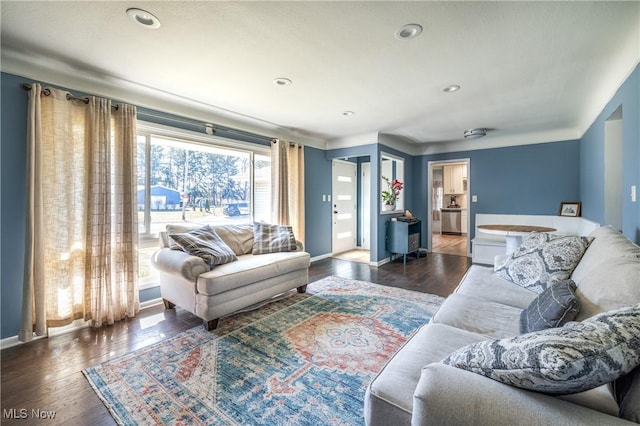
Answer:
[463,128,487,139]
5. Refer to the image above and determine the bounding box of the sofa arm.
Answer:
[150,248,210,282]
[412,364,630,426]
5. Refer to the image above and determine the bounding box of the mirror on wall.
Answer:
[380,153,404,213]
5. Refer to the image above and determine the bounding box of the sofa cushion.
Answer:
[442,305,640,395]
[432,294,523,339]
[366,323,487,423]
[211,223,255,256]
[494,232,593,294]
[455,265,537,309]
[168,225,238,266]
[252,222,297,254]
[197,251,310,296]
[520,279,580,333]
[570,226,640,321]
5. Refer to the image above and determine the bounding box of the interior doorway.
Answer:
[428,160,470,257]
[604,106,623,230]
[331,160,357,255]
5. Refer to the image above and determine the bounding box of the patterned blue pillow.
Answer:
[520,279,581,333]
[494,233,593,293]
[169,225,237,266]
[252,222,297,255]
[443,305,640,395]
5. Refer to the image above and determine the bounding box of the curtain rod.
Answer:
[137,110,274,144]
[272,140,303,148]
[22,83,120,109]
[22,82,275,144]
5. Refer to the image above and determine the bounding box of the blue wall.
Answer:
[1,73,29,340]
[0,72,275,339]
[325,143,416,262]
[304,146,333,257]
[1,63,638,339]
[415,140,581,241]
[580,64,640,241]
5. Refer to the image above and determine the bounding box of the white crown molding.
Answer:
[4,40,637,157]
[378,133,422,156]
[417,128,582,155]
[1,47,327,148]
[325,132,423,157]
[326,132,379,151]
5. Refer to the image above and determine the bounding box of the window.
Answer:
[136,122,271,288]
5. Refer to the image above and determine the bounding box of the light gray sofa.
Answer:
[151,223,310,330]
[365,225,640,425]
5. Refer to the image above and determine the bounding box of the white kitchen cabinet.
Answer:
[461,210,468,234]
[443,165,464,194]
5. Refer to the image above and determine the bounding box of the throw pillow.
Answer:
[520,279,581,333]
[442,304,640,395]
[169,225,237,266]
[166,223,202,249]
[494,232,593,293]
[252,222,297,255]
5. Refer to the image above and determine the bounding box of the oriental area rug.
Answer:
[83,276,444,425]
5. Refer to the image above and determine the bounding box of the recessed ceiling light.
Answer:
[273,78,292,86]
[442,85,461,93]
[395,24,423,40]
[464,128,487,139]
[342,111,355,116]
[126,8,160,29]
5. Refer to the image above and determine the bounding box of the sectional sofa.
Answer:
[365,225,640,425]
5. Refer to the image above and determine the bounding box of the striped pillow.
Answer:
[169,225,237,266]
[252,222,297,255]
[520,279,581,333]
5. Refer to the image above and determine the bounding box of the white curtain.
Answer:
[271,139,305,244]
[20,84,139,342]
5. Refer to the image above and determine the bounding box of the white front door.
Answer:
[332,160,357,254]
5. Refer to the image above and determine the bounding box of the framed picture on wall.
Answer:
[559,201,581,217]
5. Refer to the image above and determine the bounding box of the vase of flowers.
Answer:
[381,176,403,211]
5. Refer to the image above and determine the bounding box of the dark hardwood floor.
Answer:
[1,253,471,425]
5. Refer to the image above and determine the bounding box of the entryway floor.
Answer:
[332,249,370,264]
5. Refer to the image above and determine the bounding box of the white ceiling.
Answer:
[2,1,639,154]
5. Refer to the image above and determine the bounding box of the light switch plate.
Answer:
[472,195,478,202]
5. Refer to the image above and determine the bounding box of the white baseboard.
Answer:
[371,257,389,267]
[140,297,163,309]
[1,334,47,350]
[310,253,332,262]
[1,298,165,350]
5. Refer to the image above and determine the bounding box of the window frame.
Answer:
[136,121,271,289]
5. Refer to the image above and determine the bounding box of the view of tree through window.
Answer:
[136,132,271,286]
